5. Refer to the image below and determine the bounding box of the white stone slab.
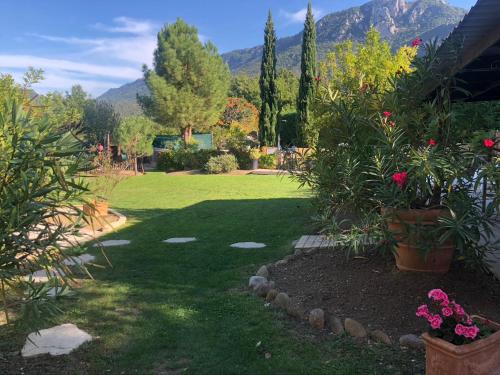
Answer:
[94,240,130,247]
[163,237,197,244]
[230,242,266,249]
[21,323,92,357]
[63,254,95,266]
[27,269,66,283]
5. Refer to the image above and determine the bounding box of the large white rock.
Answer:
[248,276,267,289]
[94,240,130,247]
[230,242,266,249]
[63,253,95,266]
[163,237,197,244]
[21,323,92,357]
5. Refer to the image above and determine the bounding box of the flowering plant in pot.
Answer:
[249,148,260,170]
[417,289,500,375]
[367,42,500,272]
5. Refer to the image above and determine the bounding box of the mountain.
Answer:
[98,0,466,116]
[98,79,148,117]
[223,0,466,74]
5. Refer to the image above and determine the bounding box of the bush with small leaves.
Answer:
[205,154,239,174]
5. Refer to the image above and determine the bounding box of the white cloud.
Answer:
[93,16,157,35]
[280,7,324,24]
[0,55,142,80]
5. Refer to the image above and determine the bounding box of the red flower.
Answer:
[383,111,392,118]
[389,121,396,127]
[412,37,423,47]
[428,138,437,146]
[314,76,321,82]
[97,144,104,153]
[392,171,408,189]
[483,138,495,148]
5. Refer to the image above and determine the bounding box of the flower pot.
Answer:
[382,208,454,273]
[83,200,109,217]
[422,316,500,375]
[251,159,259,170]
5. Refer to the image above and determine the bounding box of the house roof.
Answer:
[431,0,500,102]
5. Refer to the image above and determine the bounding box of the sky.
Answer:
[0,0,477,97]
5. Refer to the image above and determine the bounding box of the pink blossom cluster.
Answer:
[416,289,481,341]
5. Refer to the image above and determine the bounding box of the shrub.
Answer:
[205,154,239,174]
[258,154,277,169]
[157,144,219,171]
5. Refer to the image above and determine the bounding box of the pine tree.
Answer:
[297,2,317,147]
[258,11,278,147]
[139,19,230,144]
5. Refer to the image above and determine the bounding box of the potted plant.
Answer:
[417,289,500,375]
[84,150,125,217]
[249,148,260,170]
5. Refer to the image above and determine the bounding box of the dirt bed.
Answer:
[269,248,500,340]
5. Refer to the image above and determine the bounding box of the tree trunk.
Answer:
[134,157,138,175]
[183,126,193,145]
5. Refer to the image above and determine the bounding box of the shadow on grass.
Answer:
[0,197,420,374]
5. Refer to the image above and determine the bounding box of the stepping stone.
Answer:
[21,323,92,357]
[294,235,335,250]
[230,242,266,249]
[94,240,130,247]
[27,269,65,283]
[63,254,95,266]
[163,237,197,244]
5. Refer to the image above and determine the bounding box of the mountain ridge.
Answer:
[98,0,466,116]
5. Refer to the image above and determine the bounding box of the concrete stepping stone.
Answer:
[27,269,66,283]
[93,239,130,247]
[230,242,266,249]
[163,237,197,244]
[63,253,95,266]
[21,323,92,357]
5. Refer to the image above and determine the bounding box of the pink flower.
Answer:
[97,144,104,153]
[416,304,430,318]
[484,138,495,148]
[428,138,437,146]
[465,325,480,340]
[455,323,467,336]
[452,302,465,316]
[442,306,453,317]
[428,289,449,304]
[383,111,392,118]
[392,171,408,189]
[389,121,396,127]
[412,37,423,47]
[428,314,443,329]
[314,76,321,82]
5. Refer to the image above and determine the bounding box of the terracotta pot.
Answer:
[422,316,500,375]
[83,200,109,217]
[382,207,454,273]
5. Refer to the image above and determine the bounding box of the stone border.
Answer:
[248,245,424,351]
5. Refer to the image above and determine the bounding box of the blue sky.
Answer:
[0,0,476,96]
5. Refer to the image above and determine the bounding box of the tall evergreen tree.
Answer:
[297,2,317,147]
[258,11,278,147]
[139,19,230,144]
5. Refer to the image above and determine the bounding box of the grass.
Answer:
[1,173,419,374]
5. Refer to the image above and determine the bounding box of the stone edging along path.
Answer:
[247,244,425,351]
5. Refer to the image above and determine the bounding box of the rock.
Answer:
[399,334,424,350]
[255,284,270,297]
[21,323,92,357]
[248,276,267,290]
[274,292,290,310]
[293,248,303,256]
[256,265,269,278]
[309,308,325,330]
[283,255,294,262]
[344,318,367,338]
[163,237,197,243]
[94,240,130,247]
[266,289,279,302]
[370,330,392,345]
[274,259,288,267]
[328,316,345,335]
[230,242,266,249]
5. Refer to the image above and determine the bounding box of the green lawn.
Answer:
[2,173,418,374]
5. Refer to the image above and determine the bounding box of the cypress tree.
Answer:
[297,2,317,147]
[259,11,278,147]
